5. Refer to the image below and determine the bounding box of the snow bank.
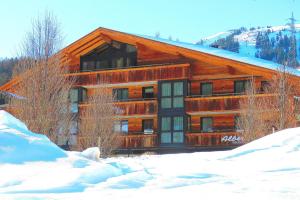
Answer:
[81,147,100,161]
[0,110,300,199]
[0,110,66,164]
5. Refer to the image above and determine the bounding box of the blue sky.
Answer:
[0,0,299,57]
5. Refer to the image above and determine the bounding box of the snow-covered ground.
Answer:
[0,110,300,200]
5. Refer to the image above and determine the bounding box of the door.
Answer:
[160,116,184,144]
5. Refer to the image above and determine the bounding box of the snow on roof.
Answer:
[137,34,300,77]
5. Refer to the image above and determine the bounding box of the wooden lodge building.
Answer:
[1,27,300,153]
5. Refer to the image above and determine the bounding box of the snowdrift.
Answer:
[0,110,66,164]
[0,110,299,199]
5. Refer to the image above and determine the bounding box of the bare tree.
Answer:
[266,65,299,130]
[238,67,300,143]
[237,76,270,142]
[9,11,74,145]
[78,87,120,158]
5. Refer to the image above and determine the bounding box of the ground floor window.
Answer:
[114,120,128,134]
[142,119,154,134]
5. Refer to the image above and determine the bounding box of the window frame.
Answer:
[142,86,154,99]
[142,119,154,134]
[113,88,129,101]
[200,82,213,96]
[201,117,213,133]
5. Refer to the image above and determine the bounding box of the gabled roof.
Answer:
[1,27,300,92]
[61,27,300,77]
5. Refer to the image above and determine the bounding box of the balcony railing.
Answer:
[79,99,157,116]
[185,93,276,113]
[185,131,242,147]
[118,133,158,149]
[66,63,190,86]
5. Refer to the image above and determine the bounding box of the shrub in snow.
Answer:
[81,147,100,161]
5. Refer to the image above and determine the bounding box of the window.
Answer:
[201,117,213,132]
[235,116,242,131]
[113,88,128,101]
[80,41,137,71]
[160,116,184,144]
[161,117,171,143]
[142,119,154,134]
[234,80,249,94]
[70,89,79,103]
[261,81,270,92]
[96,60,109,69]
[114,120,128,134]
[173,116,184,143]
[142,86,154,99]
[160,81,184,109]
[116,57,124,68]
[161,83,172,108]
[201,82,213,96]
[173,82,184,108]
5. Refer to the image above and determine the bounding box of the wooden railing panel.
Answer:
[79,100,157,116]
[185,132,242,146]
[118,134,158,149]
[66,63,190,86]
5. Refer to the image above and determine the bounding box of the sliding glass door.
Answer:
[158,80,187,145]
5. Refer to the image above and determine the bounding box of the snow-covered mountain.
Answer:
[198,24,300,63]
[0,110,300,199]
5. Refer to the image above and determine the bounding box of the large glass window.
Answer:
[234,80,249,94]
[142,86,154,99]
[161,81,184,109]
[80,41,137,71]
[160,116,184,144]
[201,82,213,96]
[113,88,128,101]
[201,117,213,132]
[142,119,154,134]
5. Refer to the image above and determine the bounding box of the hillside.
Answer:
[197,24,300,67]
[0,110,300,199]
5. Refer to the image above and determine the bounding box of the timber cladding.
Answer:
[2,27,300,153]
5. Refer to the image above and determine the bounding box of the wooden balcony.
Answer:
[65,63,190,86]
[185,132,242,147]
[118,134,158,149]
[79,99,157,116]
[185,93,275,114]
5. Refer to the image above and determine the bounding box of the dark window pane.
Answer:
[126,44,136,53]
[122,89,128,100]
[173,97,183,108]
[201,83,213,96]
[234,80,249,94]
[173,116,183,131]
[173,132,184,143]
[162,83,171,97]
[201,117,213,132]
[121,120,128,133]
[143,119,154,134]
[70,89,79,103]
[161,97,171,108]
[143,86,154,98]
[162,117,171,131]
[116,57,124,68]
[174,82,183,96]
[161,132,171,143]
[113,88,128,100]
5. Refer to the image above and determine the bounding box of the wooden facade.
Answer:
[1,27,300,153]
